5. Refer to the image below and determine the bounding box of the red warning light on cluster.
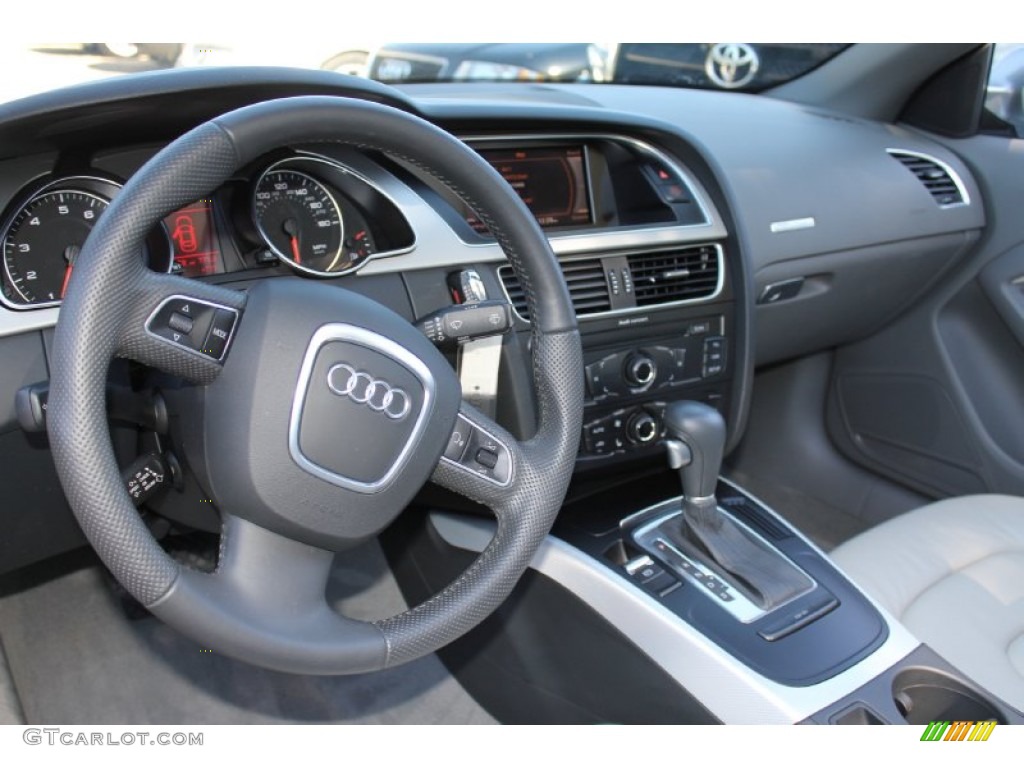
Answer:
[164,201,223,277]
[171,215,199,254]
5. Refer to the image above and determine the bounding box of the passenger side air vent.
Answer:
[499,257,610,320]
[888,150,967,207]
[628,246,721,307]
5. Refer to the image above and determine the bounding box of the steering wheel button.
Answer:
[444,416,472,461]
[200,309,237,360]
[168,312,194,335]
[443,416,513,486]
[147,296,222,351]
[475,447,499,469]
[150,324,199,350]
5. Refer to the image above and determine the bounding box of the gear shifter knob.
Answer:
[663,401,725,499]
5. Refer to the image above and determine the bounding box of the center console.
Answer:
[388,392,1021,723]
[392,461,1023,724]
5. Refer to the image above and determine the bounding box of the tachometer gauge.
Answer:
[2,189,109,307]
[0,177,174,310]
[252,170,347,276]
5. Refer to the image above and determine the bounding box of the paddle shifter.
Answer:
[662,401,811,611]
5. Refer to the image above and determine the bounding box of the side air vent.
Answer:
[888,150,968,207]
[628,245,721,307]
[499,257,610,320]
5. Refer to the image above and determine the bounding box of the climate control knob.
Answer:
[624,353,657,388]
[627,412,660,445]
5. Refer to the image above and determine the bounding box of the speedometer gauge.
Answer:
[253,170,347,276]
[2,190,108,307]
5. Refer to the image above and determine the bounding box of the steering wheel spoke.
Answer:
[156,515,388,674]
[116,270,247,384]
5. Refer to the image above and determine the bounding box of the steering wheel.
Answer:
[46,97,583,674]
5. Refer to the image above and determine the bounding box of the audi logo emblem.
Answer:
[327,363,412,421]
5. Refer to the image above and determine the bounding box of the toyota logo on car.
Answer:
[327,363,411,421]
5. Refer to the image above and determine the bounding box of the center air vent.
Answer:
[498,244,723,321]
[499,257,610,320]
[888,150,967,207]
[628,245,721,307]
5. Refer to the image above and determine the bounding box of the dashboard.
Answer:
[0,67,988,574]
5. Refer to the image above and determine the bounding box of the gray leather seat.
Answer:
[831,495,1024,710]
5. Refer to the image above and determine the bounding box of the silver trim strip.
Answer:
[769,217,816,233]
[498,242,726,324]
[549,223,728,256]
[457,334,502,419]
[430,509,920,724]
[886,148,971,209]
[682,493,717,505]
[143,294,240,363]
[287,323,435,494]
[624,555,654,575]
[0,305,58,337]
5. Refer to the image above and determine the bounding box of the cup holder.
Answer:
[892,668,1005,725]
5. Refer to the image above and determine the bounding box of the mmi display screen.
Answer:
[471,145,593,231]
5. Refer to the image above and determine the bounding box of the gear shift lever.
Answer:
[664,401,725,502]
[662,401,811,611]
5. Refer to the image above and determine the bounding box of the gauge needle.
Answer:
[282,218,301,265]
[60,244,81,299]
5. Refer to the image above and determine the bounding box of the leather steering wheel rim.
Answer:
[47,96,584,674]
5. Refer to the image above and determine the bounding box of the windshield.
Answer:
[0,43,850,106]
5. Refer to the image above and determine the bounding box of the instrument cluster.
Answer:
[0,153,414,310]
